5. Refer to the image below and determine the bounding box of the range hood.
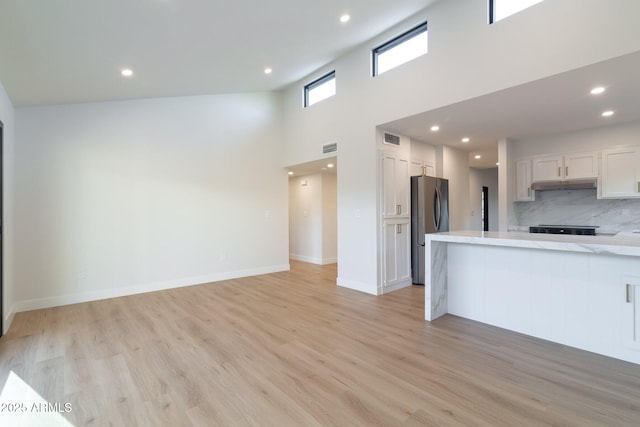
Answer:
[531,178,597,191]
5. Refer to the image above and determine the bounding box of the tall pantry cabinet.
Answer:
[379,132,412,293]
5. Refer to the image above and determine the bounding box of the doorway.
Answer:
[482,186,489,232]
[469,167,498,231]
[287,157,337,266]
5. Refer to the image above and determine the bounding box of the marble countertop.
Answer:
[426,230,640,257]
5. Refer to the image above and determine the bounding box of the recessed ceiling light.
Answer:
[430,125,440,132]
[288,171,294,175]
[461,137,470,143]
[602,110,614,117]
[496,162,500,166]
[590,86,606,95]
[474,155,482,159]
[327,163,334,168]
[340,14,351,23]
[264,67,273,75]
[121,68,133,77]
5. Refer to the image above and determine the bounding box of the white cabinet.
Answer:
[380,148,412,291]
[383,221,411,288]
[515,159,534,201]
[382,151,410,218]
[410,158,435,177]
[624,282,640,344]
[600,147,640,199]
[532,151,598,182]
[533,155,563,182]
[442,242,640,364]
[635,285,640,343]
[565,151,599,180]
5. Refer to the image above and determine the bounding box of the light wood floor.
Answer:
[1,260,639,426]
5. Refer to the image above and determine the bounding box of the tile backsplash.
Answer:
[513,189,640,234]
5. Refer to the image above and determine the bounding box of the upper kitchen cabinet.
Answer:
[381,149,410,218]
[410,158,435,177]
[565,151,599,180]
[532,151,598,182]
[600,146,640,199]
[515,159,534,201]
[532,155,563,182]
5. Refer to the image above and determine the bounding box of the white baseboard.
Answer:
[290,254,337,265]
[9,264,291,317]
[380,280,413,294]
[3,305,16,335]
[336,277,377,295]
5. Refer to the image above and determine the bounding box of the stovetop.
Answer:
[529,225,598,236]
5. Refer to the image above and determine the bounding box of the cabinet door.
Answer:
[410,159,423,177]
[383,221,411,287]
[532,155,563,182]
[620,280,640,348]
[601,147,640,198]
[396,157,410,216]
[515,159,534,201]
[381,151,410,217]
[565,151,598,180]
[382,153,398,217]
[628,283,640,343]
[410,159,436,178]
[383,222,398,284]
[424,162,436,177]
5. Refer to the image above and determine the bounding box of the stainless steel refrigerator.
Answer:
[411,175,449,285]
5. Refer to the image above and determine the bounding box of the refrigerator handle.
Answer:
[434,187,441,230]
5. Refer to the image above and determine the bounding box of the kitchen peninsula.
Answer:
[425,231,640,364]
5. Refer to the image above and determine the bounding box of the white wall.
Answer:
[469,168,499,231]
[0,80,15,333]
[322,173,338,263]
[441,146,471,231]
[289,173,322,263]
[289,172,337,264]
[13,93,289,312]
[281,0,640,294]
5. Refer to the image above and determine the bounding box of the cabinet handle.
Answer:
[557,166,561,177]
[527,187,531,197]
[396,224,402,234]
[627,284,633,303]
[637,182,640,193]
[396,204,402,215]
[565,166,568,177]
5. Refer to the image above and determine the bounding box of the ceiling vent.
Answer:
[383,132,400,146]
[322,142,338,155]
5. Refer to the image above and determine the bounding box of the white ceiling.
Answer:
[381,51,640,169]
[2,1,639,174]
[0,0,437,106]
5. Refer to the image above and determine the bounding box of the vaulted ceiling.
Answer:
[0,0,437,106]
[2,1,639,172]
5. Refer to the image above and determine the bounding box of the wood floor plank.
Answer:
[1,260,639,426]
